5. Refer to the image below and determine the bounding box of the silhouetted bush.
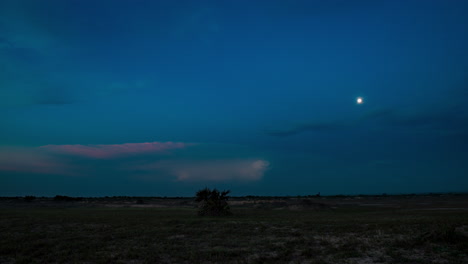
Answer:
[195,188,232,216]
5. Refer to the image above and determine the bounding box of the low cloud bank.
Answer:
[0,146,71,175]
[41,142,190,159]
[267,106,468,138]
[140,159,269,181]
[0,142,268,182]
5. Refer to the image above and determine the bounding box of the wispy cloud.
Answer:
[0,142,269,182]
[267,105,468,138]
[0,142,192,175]
[266,122,342,137]
[139,159,270,182]
[41,142,191,159]
[0,147,71,175]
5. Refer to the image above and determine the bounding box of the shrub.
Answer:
[195,188,232,216]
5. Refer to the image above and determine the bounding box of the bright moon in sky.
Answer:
[356,97,363,104]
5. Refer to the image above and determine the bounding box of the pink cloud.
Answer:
[140,159,270,181]
[0,141,193,176]
[40,141,191,159]
[0,143,267,182]
[0,147,72,175]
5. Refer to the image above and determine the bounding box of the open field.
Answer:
[1,194,467,263]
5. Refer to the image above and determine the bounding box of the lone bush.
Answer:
[195,188,232,216]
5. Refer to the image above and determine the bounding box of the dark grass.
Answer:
[1,207,467,263]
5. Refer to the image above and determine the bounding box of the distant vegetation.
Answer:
[24,195,36,202]
[195,188,232,216]
[53,195,83,202]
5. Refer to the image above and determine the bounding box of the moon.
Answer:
[356,97,363,104]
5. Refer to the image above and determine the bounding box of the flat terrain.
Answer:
[1,194,467,263]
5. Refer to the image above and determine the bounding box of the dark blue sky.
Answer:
[1,0,467,196]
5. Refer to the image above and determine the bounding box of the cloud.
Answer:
[0,33,72,107]
[266,122,342,137]
[139,159,270,182]
[356,108,395,122]
[0,141,192,176]
[0,5,155,108]
[0,147,72,175]
[357,105,468,137]
[41,142,191,159]
[389,110,467,129]
[266,104,468,138]
[0,142,269,183]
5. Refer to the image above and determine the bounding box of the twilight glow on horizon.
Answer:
[1,0,467,197]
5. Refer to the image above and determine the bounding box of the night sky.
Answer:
[1,0,467,197]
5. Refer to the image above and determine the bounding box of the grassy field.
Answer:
[1,198,468,263]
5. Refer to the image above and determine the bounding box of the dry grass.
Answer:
[0,195,467,263]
